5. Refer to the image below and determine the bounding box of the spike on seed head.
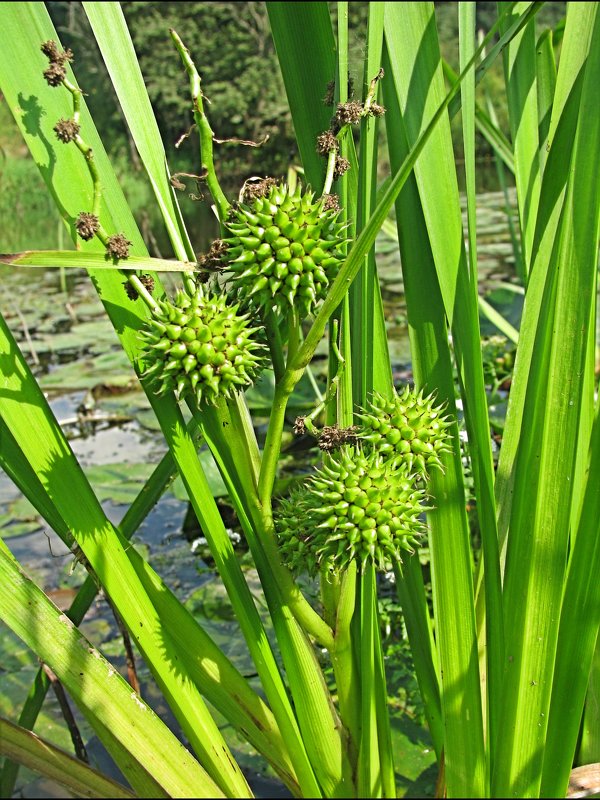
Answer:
[75,212,100,241]
[106,233,132,260]
[357,387,453,477]
[224,182,349,320]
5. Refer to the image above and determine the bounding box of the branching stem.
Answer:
[170,29,230,226]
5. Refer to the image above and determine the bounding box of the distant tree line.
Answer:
[47,2,567,197]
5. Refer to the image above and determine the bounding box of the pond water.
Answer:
[0,190,521,798]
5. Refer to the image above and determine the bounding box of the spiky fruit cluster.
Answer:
[357,388,452,476]
[141,283,264,406]
[276,446,427,574]
[224,183,348,319]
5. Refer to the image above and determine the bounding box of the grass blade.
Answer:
[0,718,135,799]
[493,4,600,793]
[541,402,600,796]
[266,2,336,189]
[1,250,195,271]
[498,1,542,279]
[0,541,223,799]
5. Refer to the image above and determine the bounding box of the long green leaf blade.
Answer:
[1,250,195,271]
[0,542,223,799]
[0,718,136,799]
[267,2,336,189]
[493,4,600,793]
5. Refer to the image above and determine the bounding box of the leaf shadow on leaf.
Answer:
[18,92,73,233]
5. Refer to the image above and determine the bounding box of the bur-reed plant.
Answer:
[1,2,599,798]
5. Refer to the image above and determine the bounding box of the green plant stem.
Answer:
[264,308,286,382]
[330,563,360,765]
[170,29,230,225]
[323,148,337,195]
[128,273,161,314]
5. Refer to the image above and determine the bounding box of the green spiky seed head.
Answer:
[141,283,265,407]
[357,388,453,477]
[276,446,427,575]
[224,182,348,319]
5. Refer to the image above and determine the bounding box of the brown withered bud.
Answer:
[242,177,277,203]
[123,274,154,301]
[323,80,336,106]
[59,47,74,64]
[369,103,386,117]
[139,274,155,293]
[322,194,340,213]
[41,40,61,60]
[333,156,351,180]
[318,425,359,452]
[293,416,307,436]
[53,118,80,143]
[43,62,66,87]
[106,233,132,260]
[199,238,228,272]
[336,101,364,125]
[75,212,100,241]
[316,130,339,156]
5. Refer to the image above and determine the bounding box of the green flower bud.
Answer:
[140,283,265,407]
[224,183,349,319]
[276,446,428,575]
[357,388,453,477]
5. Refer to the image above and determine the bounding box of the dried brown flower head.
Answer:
[43,62,66,87]
[322,194,340,213]
[333,156,351,180]
[293,416,307,436]
[53,118,80,143]
[75,212,100,241]
[316,130,339,156]
[369,103,386,117]
[318,425,359,452]
[106,233,132,260]
[242,177,277,203]
[199,238,228,272]
[335,101,364,125]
